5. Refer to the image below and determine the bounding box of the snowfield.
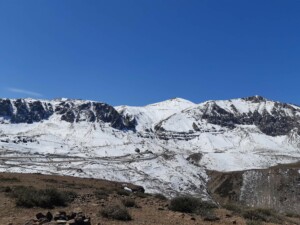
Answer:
[0,96,300,197]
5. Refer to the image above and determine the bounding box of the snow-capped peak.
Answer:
[116,97,196,131]
[146,97,195,108]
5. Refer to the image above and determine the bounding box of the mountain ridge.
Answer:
[0,95,299,199]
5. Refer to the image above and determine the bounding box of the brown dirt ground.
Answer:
[0,172,299,225]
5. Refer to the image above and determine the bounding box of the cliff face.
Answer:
[208,163,300,214]
[0,99,53,123]
[0,98,135,130]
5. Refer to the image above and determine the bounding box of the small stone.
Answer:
[67,212,76,220]
[36,213,46,220]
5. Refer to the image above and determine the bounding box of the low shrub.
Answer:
[203,213,220,221]
[169,196,198,213]
[169,196,217,217]
[64,190,78,202]
[94,189,109,200]
[286,212,300,218]
[0,186,12,193]
[121,198,136,208]
[134,192,150,198]
[8,186,75,208]
[0,177,20,182]
[101,203,132,221]
[223,203,244,214]
[116,189,131,196]
[154,193,167,200]
[42,178,59,183]
[242,208,282,223]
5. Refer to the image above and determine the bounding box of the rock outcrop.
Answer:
[0,98,135,130]
[24,210,91,225]
[207,162,300,214]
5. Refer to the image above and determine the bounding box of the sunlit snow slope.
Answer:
[0,96,299,197]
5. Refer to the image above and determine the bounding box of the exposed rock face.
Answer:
[0,99,53,123]
[202,99,300,136]
[0,98,135,130]
[207,163,300,214]
[155,95,300,137]
[55,100,135,130]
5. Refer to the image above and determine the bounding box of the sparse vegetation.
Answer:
[121,198,136,207]
[169,196,216,216]
[0,186,12,192]
[94,189,110,200]
[116,189,131,196]
[246,220,263,225]
[100,203,132,221]
[154,193,167,200]
[64,190,78,202]
[223,203,244,214]
[0,176,20,182]
[0,173,299,225]
[7,186,75,208]
[41,178,59,183]
[223,203,293,224]
[242,208,283,224]
[286,212,300,218]
[202,213,220,221]
[134,192,150,198]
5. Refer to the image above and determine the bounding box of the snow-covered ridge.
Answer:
[116,97,196,131]
[0,98,135,130]
[155,96,300,136]
[0,96,300,197]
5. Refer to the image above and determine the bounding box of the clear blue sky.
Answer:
[0,0,299,106]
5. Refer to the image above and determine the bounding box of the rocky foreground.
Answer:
[0,173,300,225]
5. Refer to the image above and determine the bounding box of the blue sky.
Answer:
[0,0,299,106]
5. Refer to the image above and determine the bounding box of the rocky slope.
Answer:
[0,96,299,210]
[208,162,300,214]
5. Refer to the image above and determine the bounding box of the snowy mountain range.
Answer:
[0,96,300,198]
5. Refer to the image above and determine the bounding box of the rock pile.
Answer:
[24,210,91,225]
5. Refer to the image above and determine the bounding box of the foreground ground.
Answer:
[0,172,299,225]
